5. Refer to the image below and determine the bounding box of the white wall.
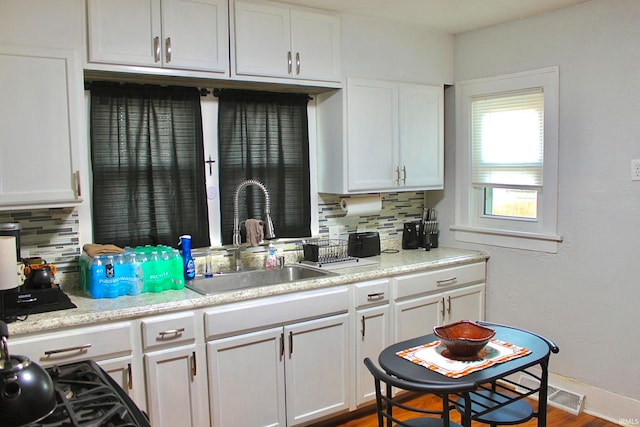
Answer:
[433,0,640,421]
[340,14,454,84]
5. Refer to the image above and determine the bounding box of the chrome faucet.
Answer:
[230,179,276,270]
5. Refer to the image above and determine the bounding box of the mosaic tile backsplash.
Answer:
[1,192,425,288]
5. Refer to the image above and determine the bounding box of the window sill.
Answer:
[451,225,562,253]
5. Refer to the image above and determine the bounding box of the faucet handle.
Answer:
[277,255,285,269]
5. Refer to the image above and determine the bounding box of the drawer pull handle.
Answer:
[158,328,185,338]
[367,292,385,301]
[44,343,92,356]
[436,277,457,286]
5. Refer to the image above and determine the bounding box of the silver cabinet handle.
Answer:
[395,166,400,185]
[279,333,285,358]
[74,170,82,198]
[295,52,300,75]
[191,351,197,377]
[153,36,161,62]
[288,331,293,358]
[367,292,385,301]
[402,166,407,184]
[361,315,366,338]
[436,277,457,286]
[447,295,452,315]
[440,297,445,320]
[127,363,133,390]
[158,327,185,338]
[287,51,292,74]
[44,343,92,356]
[165,37,172,63]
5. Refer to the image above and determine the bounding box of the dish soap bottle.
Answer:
[179,235,196,280]
[265,243,277,269]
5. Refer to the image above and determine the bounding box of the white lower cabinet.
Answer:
[205,287,351,427]
[6,321,143,406]
[207,314,350,427]
[353,279,391,406]
[393,263,487,343]
[141,312,209,427]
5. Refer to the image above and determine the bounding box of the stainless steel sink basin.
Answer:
[185,264,337,295]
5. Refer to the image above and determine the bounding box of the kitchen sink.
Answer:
[185,264,338,295]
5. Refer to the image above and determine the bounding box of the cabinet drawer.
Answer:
[9,322,132,366]
[394,262,486,300]
[354,279,390,308]
[141,312,196,351]
[204,287,348,340]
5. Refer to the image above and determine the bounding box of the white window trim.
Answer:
[452,67,562,253]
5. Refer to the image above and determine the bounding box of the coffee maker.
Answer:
[0,223,75,323]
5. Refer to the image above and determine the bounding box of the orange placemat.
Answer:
[396,339,531,378]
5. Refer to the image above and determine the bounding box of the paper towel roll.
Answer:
[0,236,18,291]
[340,195,382,217]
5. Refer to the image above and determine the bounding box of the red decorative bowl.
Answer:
[434,320,495,357]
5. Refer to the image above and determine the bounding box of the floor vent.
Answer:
[515,375,585,415]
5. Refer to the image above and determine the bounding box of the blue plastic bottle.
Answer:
[179,235,196,281]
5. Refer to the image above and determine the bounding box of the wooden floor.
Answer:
[313,394,619,427]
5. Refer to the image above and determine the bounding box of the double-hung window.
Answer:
[453,67,561,252]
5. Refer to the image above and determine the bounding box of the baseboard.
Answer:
[505,371,640,426]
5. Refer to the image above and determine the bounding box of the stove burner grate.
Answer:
[32,360,149,427]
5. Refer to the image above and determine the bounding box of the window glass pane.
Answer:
[484,187,537,219]
[471,89,544,188]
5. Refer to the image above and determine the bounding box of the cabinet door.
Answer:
[0,46,82,209]
[98,355,145,409]
[398,83,444,189]
[162,0,229,73]
[285,314,350,426]
[443,283,486,324]
[355,305,390,405]
[290,9,340,82]
[87,0,160,66]
[207,327,286,427]
[234,0,291,78]
[347,79,399,191]
[144,344,209,427]
[394,293,442,343]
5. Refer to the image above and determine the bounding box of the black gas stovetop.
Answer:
[29,360,150,427]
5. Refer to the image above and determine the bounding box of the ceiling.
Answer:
[279,0,588,34]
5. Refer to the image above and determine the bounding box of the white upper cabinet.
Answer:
[0,45,84,209]
[316,78,444,194]
[232,0,341,85]
[87,0,229,74]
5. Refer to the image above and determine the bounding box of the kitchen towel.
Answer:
[396,339,531,378]
[340,195,382,217]
[245,219,264,247]
[83,243,125,257]
[0,236,18,290]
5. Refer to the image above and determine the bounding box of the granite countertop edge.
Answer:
[8,247,489,336]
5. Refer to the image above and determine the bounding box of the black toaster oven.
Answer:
[347,232,381,258]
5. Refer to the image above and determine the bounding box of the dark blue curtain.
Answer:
[217,89,311,245]
[90,82,210,248]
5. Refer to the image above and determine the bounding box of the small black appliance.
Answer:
[347,232,381,258]
[402,222,420,249]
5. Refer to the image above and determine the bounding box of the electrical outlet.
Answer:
[632,159,640,181]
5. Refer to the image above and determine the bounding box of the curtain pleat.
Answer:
[217,89,311,245]
[90,82,210,248]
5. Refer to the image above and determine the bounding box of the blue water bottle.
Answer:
[179,235,196,281]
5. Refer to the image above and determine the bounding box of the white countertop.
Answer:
[8,247,488,336]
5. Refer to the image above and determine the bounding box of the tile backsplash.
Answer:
[2,192,424,288]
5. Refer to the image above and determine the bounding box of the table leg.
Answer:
[538,359,550,426]
[461,392,472,427]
